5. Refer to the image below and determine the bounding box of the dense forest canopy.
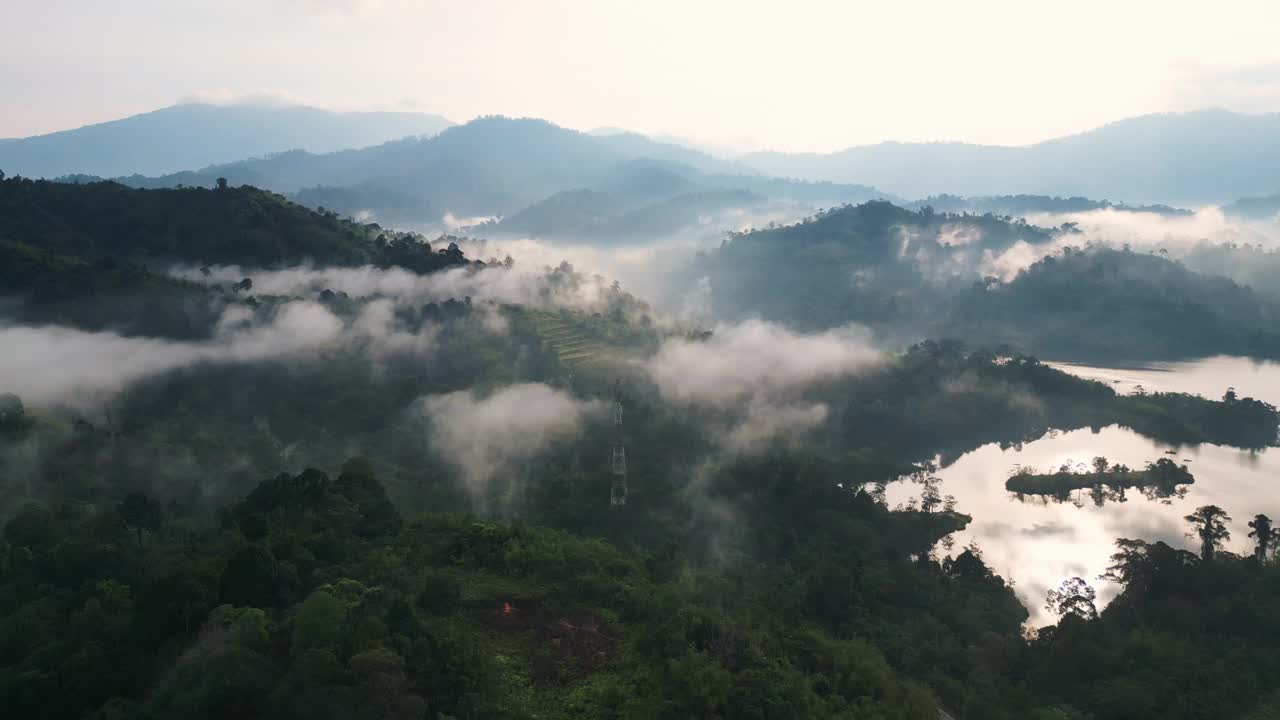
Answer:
[2,164,1280,719]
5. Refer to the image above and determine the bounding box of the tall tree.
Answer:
[1045,576,1098,620]
[1247,514,1274,561]
[920,476,942,513]
[117,492,162,548]
[1184,505,1232,560]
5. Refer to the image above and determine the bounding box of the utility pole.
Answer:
[610,379,628,507]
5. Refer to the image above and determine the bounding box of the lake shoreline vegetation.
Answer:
[2,178,1280,718]
[1007,457,1195,504]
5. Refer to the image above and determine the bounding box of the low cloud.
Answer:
[720,400,829,453]
[351,299,440,356]
[646,319,881,408]
[977,206,1280,282]
[1020,522,1077,539]
[1026,207,1278,253]
[0,298,458,411]
[442,212,498,229]
[0,302,342,410]
[643,319,882,450]
[178,88,311,108]
[450,235,711,319]
[415,384,600,511]
[177,261,631,318]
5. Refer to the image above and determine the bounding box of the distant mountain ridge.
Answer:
[121,116,750,195]
[903,194,1192,218]
[477,157,892,242]
[0,103,455,179]
[114,116,891,227]
[1224,191,1280,220]
[742,109,1280,206]
[12,106,1280,209]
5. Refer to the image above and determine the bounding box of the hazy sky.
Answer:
[4,0,1280,152]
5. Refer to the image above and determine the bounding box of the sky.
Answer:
[3,0,1280,152]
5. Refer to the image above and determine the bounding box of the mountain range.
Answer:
[0,103,454,179]
[113,117,889,228]
[8,104,1280,226]
[741,109,1280,206]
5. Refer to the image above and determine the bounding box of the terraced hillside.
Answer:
[530,313,614,371]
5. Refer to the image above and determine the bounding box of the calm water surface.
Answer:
[888,356,1280,625]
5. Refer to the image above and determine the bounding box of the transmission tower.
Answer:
[609,379,628,507]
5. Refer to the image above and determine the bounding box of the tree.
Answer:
[417,570,461,614]
[333,457,401,538]
[216,177,228,190]
[117,492,162,548]
[1045,576,1097,620]
[919,477,942,513]
[3,502,60,549]
[292,589,346,654]
[1247,514,1274,561]
[0,393,25,428]
[1184,505,1232,560]
[219,545,278,608]
[944,546,992,581]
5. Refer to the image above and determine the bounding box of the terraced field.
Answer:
[531,315,613,371]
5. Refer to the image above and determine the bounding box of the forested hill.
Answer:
[703,200,1056,330]
[0,176,472,336]
[704,201,1280,361]
[948,247,1280,360]
[0,176,469,270]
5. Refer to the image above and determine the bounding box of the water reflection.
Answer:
[1007,457,1193,506]
[888,357,1280,626]
[1048,355,1280,403]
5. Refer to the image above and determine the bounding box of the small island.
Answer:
[1006,456,1194,504]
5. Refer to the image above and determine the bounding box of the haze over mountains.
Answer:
[111,115,891,230]
[0,103,454,179]
[6,104,1280,217]
[743,109,1280,206]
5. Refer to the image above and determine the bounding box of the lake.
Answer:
[887,355,1280,626]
